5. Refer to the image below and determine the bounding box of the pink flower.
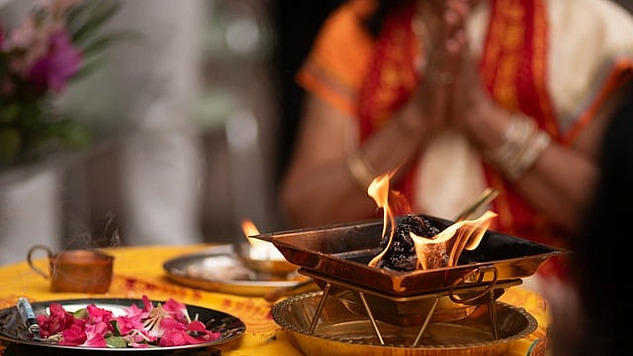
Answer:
[188,320,208,333]
[158,319,206,347]
[188,320,221,342]
[116,315,146,335]
[166,318,222,347]
[26,29,82,93]
[162,298,189,323]
[157,319,220,347]
[59,324,86,346]
[141,295,154,313]
[83,321,109,348]
[158,328,191,347]
[123,330,156,346]
[142,303,171,339]
[37,303,82,338]
[38,295,217,348]
[4,17,38,51]
[85,304,114,325]
[123,303,148,319]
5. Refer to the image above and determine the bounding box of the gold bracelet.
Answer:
[346,150,377,191]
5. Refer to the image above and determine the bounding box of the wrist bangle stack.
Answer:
[486,114,552,181]
[346,150,377,191]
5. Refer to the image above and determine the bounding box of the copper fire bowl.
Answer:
[252,215,569,297]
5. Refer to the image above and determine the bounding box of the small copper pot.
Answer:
[27,245,114,293]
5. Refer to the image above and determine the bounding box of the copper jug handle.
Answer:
[27,245,54,279]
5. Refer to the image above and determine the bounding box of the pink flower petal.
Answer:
[59,324,86,346]
[158,329,190,347]
[116,315,145,335]
[86,304,114,325]
[187,320,207,333]
[141,295,154,312]
[26,29,82,93]
[83,321,110,347]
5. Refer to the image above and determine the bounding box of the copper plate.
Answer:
[272,291,538,356]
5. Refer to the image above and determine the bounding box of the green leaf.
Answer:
[72,56,107,81]
[81,31,143,57]
[106,336,128,348]
[72,308,88,319]
[0,128,21,163]
[43,120,92,149]
[110,320,121,336]
[70,1,123,44]
[0,102,19,123]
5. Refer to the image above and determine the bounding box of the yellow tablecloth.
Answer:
[0,244,550,355]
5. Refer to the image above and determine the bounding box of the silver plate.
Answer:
[163,245,315,297]
[0,298,245,353]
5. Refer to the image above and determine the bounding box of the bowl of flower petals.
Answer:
[0,295,245,351]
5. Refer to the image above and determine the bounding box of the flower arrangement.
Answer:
[0,0,128,167]
[36,295,221,348]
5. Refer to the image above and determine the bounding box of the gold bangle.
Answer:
[346,150,377,191]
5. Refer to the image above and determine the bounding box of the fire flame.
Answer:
[241,219,284,260]
[242,219,263,246]
[368,172,396,267]
[366,173,497,270]
[411,210,497,269]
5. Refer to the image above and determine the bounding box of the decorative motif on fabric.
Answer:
[357,2,418,141]
[480,0,563,247]
[356,1,420,198]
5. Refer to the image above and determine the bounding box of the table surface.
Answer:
[0,244,550,355]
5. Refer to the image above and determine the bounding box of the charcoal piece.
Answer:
[378,215,440,271]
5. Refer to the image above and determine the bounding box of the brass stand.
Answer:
[301,267,521,347]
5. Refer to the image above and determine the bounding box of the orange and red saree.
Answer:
[297,0,633,278]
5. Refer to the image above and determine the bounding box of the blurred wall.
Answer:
[0,0,343,264]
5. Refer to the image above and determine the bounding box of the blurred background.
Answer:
[0,0,343,264]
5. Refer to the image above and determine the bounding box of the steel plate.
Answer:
[163,245,316,297]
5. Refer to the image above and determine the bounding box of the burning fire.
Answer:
[367,173,497,270]
[241,219,285,261]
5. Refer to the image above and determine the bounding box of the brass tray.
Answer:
[254,215,569,297]
[272,292,538,356]
[163,245,315,297]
